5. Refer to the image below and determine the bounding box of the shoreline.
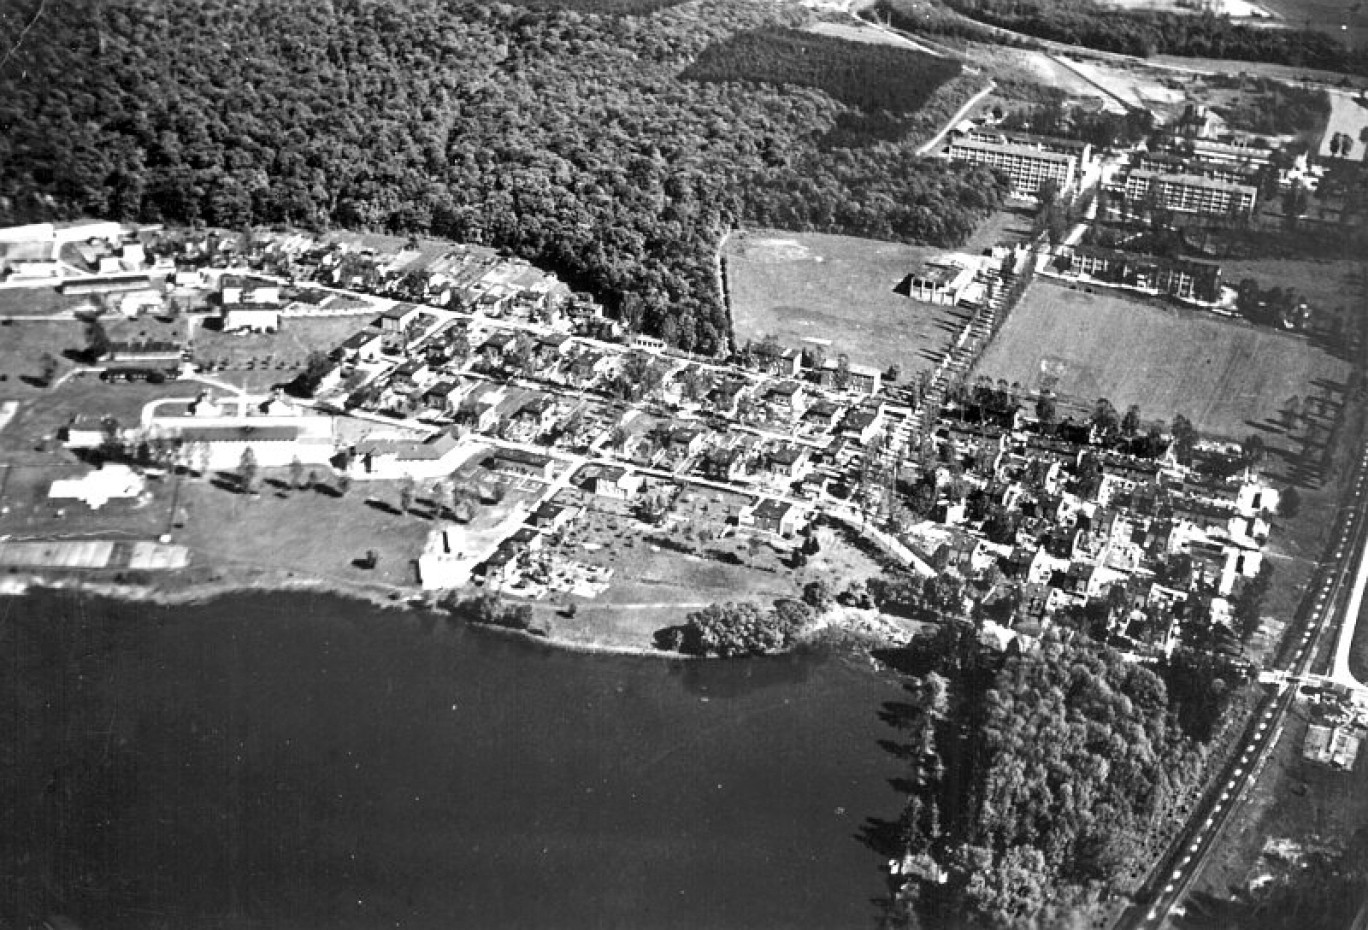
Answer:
[0,569,912,661]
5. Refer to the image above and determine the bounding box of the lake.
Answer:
[1,589,907,929]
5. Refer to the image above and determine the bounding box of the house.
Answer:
[764,381,807,416]
[765,444,810,482]
[749,498,804,536]
[481,331,522,367]
[505,526,545,554]
[579,464,644,499]
[352,430,465,479]
[392,359,431,390]
[819,359,882,395]
[479,545,524,586]
[630,334,666,352]
[461,384,509,433]
[378,302,424,333]
[483,447,555,480]
[750,340,802,378]
[803,400,842,432]
[703,446,749,482]
[513,395,558,433]
[903,258,978,306]
[220,303,280,332]
[658,424,707,459]
[707,379,749,417]
[220,275,280,306]
[340,330,385,364]
[527,501,582,533]
[841,401,886,443]
[1020,582,1051,622]
[422,380,462,412]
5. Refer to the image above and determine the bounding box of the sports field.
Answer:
[725,230,971,376]
[973,280,1352,438]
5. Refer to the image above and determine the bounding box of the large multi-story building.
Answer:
[945,138,1077,196]
[1062,245,1222,303]
[1121,169,1257,217]
[1134,152,1260,187]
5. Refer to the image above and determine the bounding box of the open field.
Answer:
[972,280,1353,438]
[175,474,434,591]
[726,229,970,376]
[192,315,368,392]
[1317,90,1368,162]
[1252,0,1368,45]
[0,286,97,318]
[0,319,87,397]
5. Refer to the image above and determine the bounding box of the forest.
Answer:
[876,625,1248,928]
[683,27,962,115]
[876,0,1368,75]
[0,0,1009,355]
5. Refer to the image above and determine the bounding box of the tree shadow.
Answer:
[365,498,400,515]
[856,815,905,859]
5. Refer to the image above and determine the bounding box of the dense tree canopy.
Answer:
[882,626,1223,928]
[0,0,1008,355]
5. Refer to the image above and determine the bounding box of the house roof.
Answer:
[753,498,793,520]
[180,425,299,443]
[342,330,382,349]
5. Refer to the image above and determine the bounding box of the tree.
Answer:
[85,317,111,363]
[336,473,353,497]
[1171,414,1196,465]
[306,469,320,491]
[1121,404,1141,437]
[363,548,380,569]
[399,475,416,514]
[1279,486,1301,518]
[291,350,335,397]
[289,456,305,490]
[38,352,58,387]
[238,447,259,495]
[1091,397,1119,437]
[802,579,836,613]
[1241,433,1266,467]
[1034,392,1057,430]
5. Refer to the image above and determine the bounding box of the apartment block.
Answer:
[946,138,1077,196]
[1122,169,1257,216]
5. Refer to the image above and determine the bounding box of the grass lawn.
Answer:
[973,279,1352,439]
[726,229,970,376]
[174,474,434,591]
[0,286,97,317]
[192,315,371,392]
[0,319,87,395]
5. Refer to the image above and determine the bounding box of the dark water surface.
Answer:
[2,589,905,929]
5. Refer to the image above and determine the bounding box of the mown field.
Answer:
[725,229,970,377]
[972,280,1352,438]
